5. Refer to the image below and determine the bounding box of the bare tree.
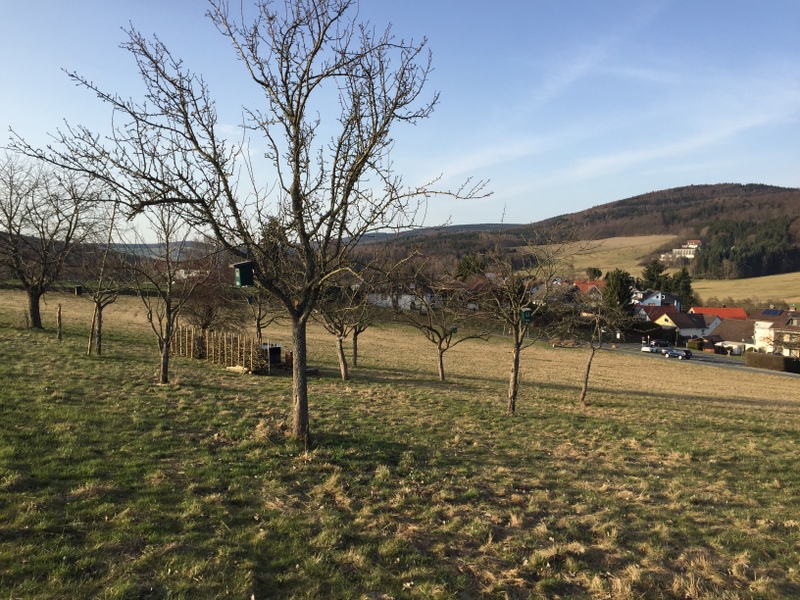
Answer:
[83,200,121,356]
[481,233,577,414]
[14,0,486,441]
[181,261,247,358]
[400,265,489,382]
[572,276,635,405]
[0,152,99,329]
[122,207,211,384]
[349,285,379,368]
[573,269,635,404]
[314,276,378,380]
[240,286,281,347]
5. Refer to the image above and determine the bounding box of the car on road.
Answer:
[666,348,692,360]
[642,340,672,354]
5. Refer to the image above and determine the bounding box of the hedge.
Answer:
[744,352,800,373]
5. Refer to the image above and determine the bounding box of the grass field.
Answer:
[563,235,800,305]
[692,272,800,306]
[1,290,800,598]
[568,235,678,277]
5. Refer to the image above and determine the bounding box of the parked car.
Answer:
[642,340,672,354]
[666,348,692,360]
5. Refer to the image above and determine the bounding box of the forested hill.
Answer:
[375,184,800,279]
[518,183,800,240]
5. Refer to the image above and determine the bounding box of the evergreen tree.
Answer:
[603,269,634,312]
[640,259,669,290]
[670,267,698,310]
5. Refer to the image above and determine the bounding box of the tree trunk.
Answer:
[292,318,310,443]
[437,346,446,381]
[27,289,44,329]
[87,305,97,355]
[159,340,170,384]
[336,336,349,381]
[508,341,521,415]
[352,331,359,368]
[56,304,62,341]
[96,305,104,356]
[579,345,598,405]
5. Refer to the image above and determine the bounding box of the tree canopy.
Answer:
[14,0,486,440]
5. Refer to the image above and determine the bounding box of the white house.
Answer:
[638,290,682,314]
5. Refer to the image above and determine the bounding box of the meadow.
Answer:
[1,290,800,599]
[566,235,800,305]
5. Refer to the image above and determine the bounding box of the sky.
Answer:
[1,0,798,228]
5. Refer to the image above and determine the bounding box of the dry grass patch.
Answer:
[694,270,800,305]
[2,289,800,598]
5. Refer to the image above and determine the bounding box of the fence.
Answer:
[171,326,284,373]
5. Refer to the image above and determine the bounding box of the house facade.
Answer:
[654,312,720,340]
[638,290,682,313]
[705,318,756,355]
[753,310,800,356]
[636,304,678,322]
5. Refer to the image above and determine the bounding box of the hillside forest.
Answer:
[381,184,800,281]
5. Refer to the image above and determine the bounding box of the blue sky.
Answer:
[2,0,798,227]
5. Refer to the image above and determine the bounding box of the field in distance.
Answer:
[566,234,675,275]
[1,289,800,598]
[556,235,800,305]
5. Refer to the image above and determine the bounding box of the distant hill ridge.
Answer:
[380,184,800,279]
[523,183,800,240]
[393,183,800,242]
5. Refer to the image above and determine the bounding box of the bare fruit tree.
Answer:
[83,200,121,356]
[314,276,378,380]
[0,152,99,329]
[15,0,486,441]
[121,206,213,384]
[573,268,635,405]
[481,232,578,414]
[240,286,281,347]
[400,265,489,382]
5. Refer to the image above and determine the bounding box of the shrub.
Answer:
[687,339,704,350]
[744,352,800,373]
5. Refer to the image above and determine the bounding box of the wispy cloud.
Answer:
[567,73,800,180]
[529,1,669,109]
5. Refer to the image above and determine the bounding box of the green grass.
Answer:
[1,291,800,598]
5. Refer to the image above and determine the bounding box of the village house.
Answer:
[653,312,720,341]
[636,290,682,313]
[703,318,756,355]
[752,309,800,356]
[572,279,606,298]
[636,304,678,323]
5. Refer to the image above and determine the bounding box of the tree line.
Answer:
[692,217,800,279]
[4,0,487,443]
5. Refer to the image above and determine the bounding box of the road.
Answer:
[606,343,800,378]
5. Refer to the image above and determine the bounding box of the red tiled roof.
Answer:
[689,306,748,320]
[573,280,606,294]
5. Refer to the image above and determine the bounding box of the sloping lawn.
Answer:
[1,291,799,598]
